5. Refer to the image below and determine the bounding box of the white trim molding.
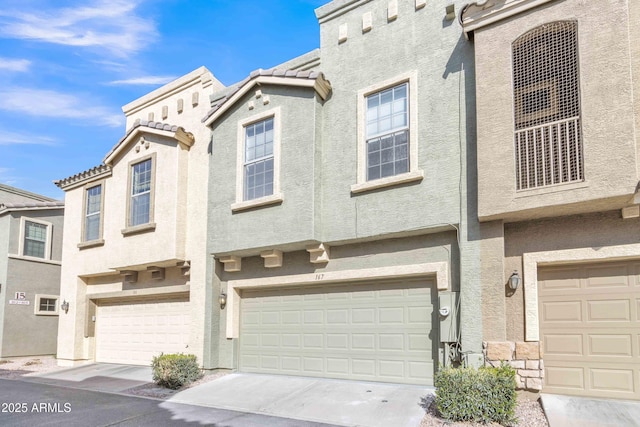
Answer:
[225,261,449,338]
[18,216,53,260]
[523,242,640,341]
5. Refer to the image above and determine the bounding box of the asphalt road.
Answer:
[0,379,338,427]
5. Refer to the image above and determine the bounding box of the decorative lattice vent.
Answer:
[512,21,583,190]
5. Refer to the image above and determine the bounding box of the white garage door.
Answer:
[539,261,640,400]
[239,279,436,385]
[95,296,191,365]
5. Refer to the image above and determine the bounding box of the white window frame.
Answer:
[18,217,53,260]
[122,153,157,235]
[232,107,283,212]
[34,294,59,316]
[352,70,423,194]
[79,180,105,247]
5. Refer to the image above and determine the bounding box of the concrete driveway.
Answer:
[541,394,640,427]
[21,363,153,393]
[170,373,431,427]
[24,364,431,426]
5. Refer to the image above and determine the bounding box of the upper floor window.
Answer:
[352,71,422,194]
[232,107,282,212]
[512,21,583,190]
[130,158,152,226]
[19,217,52,259]
[366,83,409,181]
[84,184,102,241]
[244,117,274,201]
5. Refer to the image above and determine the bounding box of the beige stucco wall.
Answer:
[473,0,639,222]
[57,68,216,365]
[482,210,640,341]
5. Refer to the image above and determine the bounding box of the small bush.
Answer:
[151,353,202,390]
[435,364,517,425]
[23,359,41,366]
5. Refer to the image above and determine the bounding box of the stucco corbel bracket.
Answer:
[175,127,195,149]
[119,270,138,283]
[306,243,330,264]
[178,260,191,276]
[260,250,283,268]
[219,255,242,272]
[147,266,165,280]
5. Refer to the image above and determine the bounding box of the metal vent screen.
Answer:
[512,21,583,190]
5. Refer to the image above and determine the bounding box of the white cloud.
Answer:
[0,87,124,127]
[0,129,56,146]
[108,75,178,86]
[0,57,30,72]
[0,0,157,57]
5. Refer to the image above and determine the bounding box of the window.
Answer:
[125,155,156,231]
[366,83,409,180]
[84,184,103,242]
[352,71,422,194]
[232,107,282,212]
[19,218,52,260]
[244,118,274,201]
[24,221,47,258]
[512,21,583,190]
[34,294,59,316]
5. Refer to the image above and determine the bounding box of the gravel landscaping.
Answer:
[418,393,549,427]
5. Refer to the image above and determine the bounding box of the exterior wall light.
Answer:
[219,292,227,310]
[61,300,70,313]
[509,271,521,291]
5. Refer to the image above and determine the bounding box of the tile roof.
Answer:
[103,120,182,161]
[202,68,329,124]
[0,201,64,214]
[54,164,112,190]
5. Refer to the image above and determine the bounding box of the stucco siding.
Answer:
[502,210,640,341]
[209,87,319,254]
[474,0,638,221]
[317,0,472,242]
[2,257,60,356]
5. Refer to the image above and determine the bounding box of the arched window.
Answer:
[512,21,583,190]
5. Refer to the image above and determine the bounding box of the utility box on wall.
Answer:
[438,292,459,343]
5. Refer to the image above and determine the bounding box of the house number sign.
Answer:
[8,292,30,305]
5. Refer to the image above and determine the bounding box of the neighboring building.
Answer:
[462,0,640,399]
[54,67,224,366]
[0,184,64,357]
[204,0,481,386]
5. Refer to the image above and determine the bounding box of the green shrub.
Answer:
[151,353,203,390]
[434,364,517,425]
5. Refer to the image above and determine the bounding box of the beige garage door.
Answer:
[239,279,436,385]
[95,296,191,365]
[539,260,640,400]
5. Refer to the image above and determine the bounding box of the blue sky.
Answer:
[0,0,325,199]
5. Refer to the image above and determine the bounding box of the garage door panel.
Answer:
[591,368,635,393]
[239,279,436,385]
[96,296,190,366]
[588,334,633,357]
[542,300,582,322]
[539,261,640,400]
[587,299,630,321]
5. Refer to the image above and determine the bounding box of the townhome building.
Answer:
[54,0,483,386]
[204,0,481,386]
[0,184,64,357]
[461,0,640,399]
[54,67,223,366]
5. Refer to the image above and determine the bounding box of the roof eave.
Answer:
[461,0,557,36]
[204,75,332,127]
[103,126,192,166]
